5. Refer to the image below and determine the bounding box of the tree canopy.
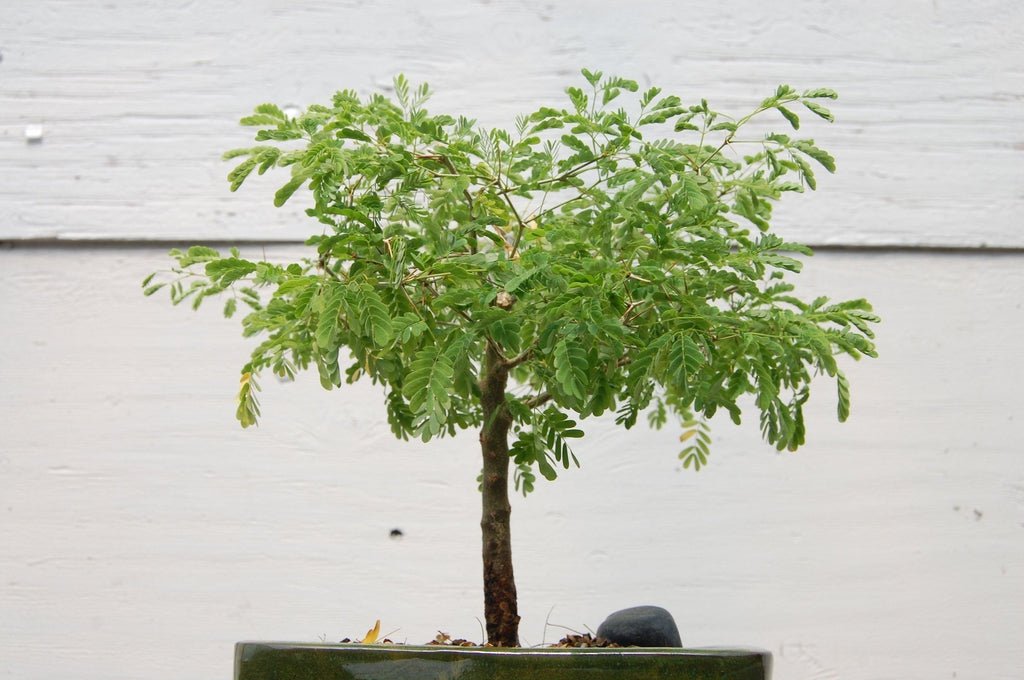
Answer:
[146,70,878,488]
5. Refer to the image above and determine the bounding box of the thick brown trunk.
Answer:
[479,343,520,647]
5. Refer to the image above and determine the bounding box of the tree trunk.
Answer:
[478,343,520,647]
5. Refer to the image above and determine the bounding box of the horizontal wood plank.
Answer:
[1,1,1021,246]
[1,246,1022,679]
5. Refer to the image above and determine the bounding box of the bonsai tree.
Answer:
[144,70,878,647]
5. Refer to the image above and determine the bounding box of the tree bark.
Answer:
[478,343,520,647]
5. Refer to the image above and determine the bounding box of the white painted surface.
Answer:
[2,3,1024,679]
[1,1,1023,246]
[2,246,1023,680]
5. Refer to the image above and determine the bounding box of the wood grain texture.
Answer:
[1,0,1022,246]
[1,246,1022,679]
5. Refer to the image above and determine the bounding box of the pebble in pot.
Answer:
[596,605,683,647]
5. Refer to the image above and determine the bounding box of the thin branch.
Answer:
[620,300,643,325]
[696,133,734,172]
[321,267,344,283]
[532,166,634,224]
[523,392,553,409]
[503,191,529,259]
[696,102,775,172]
[505,346,535,369]
[420,279,505,359]
[516,153,607,192]
[397,285,436,340]
[415,152,480,252]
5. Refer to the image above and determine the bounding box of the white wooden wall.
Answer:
[1,2,1022,680]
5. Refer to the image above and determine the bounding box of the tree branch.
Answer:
[419,279,503,358]
[416,152,480,253]
[502,191,529,260]
[620,300,643,326]
[697,133,734,172]
[523,392,552,409]
[505,346,534,369]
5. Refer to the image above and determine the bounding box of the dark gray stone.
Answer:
[596,605,683,647]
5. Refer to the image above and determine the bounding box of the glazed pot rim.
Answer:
[238,641,769,656]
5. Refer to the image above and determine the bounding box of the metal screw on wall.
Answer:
[25,124,44,144]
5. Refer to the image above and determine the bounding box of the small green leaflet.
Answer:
[181,245,221,264]
[580,68,602,87]
[274,173,309,207]
[240,113,282,127]
[509,408,583,490]
[553,339,588,400]
[256,129,303,142]
[792,140,836,173]
[638,105,687,126]
[681,175,708,209]
[504,267,539,293]
[777,106,800,130]
[254,103,286,121]
[665,334,704,387]
[802,88,838,100]
[353,283,394,346]
[236,371,261,428]
[760,254,803,273]
[228,157,258,191]
[836,370,851,422]
[560,134,593,157]
[391,313,428,345]
[679,419,711,471]
[403,346,455,439]
[792,153,817,190]
[205,258,257,286]
[336,128,373,142]
[566,86,588,113]
[640,86,662,107]
[802,100,834,122]
[315,282,347,349]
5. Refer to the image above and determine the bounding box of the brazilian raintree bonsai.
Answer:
[145,70,878,648]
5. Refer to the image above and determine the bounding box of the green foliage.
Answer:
[147,70,879,484]
[679,418,712,471]
[403,346,455,440]
[507,404,585,495]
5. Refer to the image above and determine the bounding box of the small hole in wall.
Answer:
[389,528,404,540]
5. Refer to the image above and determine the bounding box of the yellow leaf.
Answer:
[679,429,696,442]
[362,619,381,644]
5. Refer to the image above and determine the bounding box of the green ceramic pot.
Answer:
[235,642,771,680]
